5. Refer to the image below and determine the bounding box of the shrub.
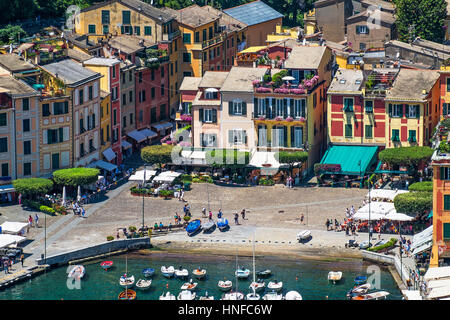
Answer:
[52,204,67,215]
[439,141,450,153]
[141,145,179,167]
[106,236,114,241]
[22,199,41,210]
[181,174,192,183]
[259,178,274,186]
[272,70,288,87]
[159,189,174,198]
[129,226,137,232]
[408,181,433,192]
[378,146,433,166]
[183,216,191,221]
[367,238,398,252]
[53,168,99,187]
[205,149,250,168]
[13,178,54,197]
[394,192,432,215]
[39,205,56,216]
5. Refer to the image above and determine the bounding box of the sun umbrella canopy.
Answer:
[282,76,295,81]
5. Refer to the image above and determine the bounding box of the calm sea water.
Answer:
[0,252,402,300]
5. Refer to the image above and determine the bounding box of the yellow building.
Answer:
[99,90,112,155]
[266,25,299,44]
[303,9,318,36]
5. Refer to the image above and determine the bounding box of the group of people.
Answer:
[71,202,86,217]
[27,214,39,231]
[400,235,413,257]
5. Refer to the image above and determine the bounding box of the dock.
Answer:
[0,265,49,289]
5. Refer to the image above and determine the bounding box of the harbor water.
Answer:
[0,252,402,300]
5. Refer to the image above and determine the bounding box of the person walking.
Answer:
[234,213,239,225]
[34,214,39,228]
[28,215,33,229]
[208,210,212,220]
[18,193,22,205]
[241,209,246,220]
[300,214,304,224]
[20,254,24,267]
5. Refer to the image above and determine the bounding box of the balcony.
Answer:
[201,35,225,50]
[253,75,322,96]
[176,112,192,122]
[162,29,181,42]
[252,112,306,122]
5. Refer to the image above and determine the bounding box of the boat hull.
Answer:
[118,289,136,300]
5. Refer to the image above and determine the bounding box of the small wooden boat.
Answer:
[217,218,229,231]
[119,274,135,288]
[159,292,176,300]
[192,268,207,279]
[135,279,151,290]
[100,261,113,271]
[218,280,233,291]
[256,269,272,278]
[178,290,196,300]
[354,276,367,286]
[352,291,390,300]
[285,291,303,300]
[68,265,85,280]
[235,267,250,279]
[161,266,175,278]
[249,280,266,292]
[199,291,214,300]
[186,219,202,236]
[175,266,189,278]
[221,291,244,300]
[202,220,215,232]
[328,271,343,284]
[142,268,155,277]
[267,280,283,292]
[297,230,311,241]
[262,291,283,300]
[118,289,136,300]
[181,279,198,291]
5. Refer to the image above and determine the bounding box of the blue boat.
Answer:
[354,276,367,286]
[142,268,155,277]
[186,219,202,236]
[217,218,229,231]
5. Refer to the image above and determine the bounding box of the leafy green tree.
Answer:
[394,0,447,43]
[378,146,433,167]
[394,191,432,216]
[13,178,54,198]
[53,168,100,187]
[408,181,433,192]
[277,151,308,176]
[141,145,179,167]
[0,25,27,45]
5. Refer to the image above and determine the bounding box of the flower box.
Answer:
[286,116,293,122]
[256,87,272,93]
[258,115,266,120]
[274,116,283,121]
[289,89,305,94]
[180,114,192,122]
[297,117,306,122]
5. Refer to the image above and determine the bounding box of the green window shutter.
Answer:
[444,223,450,240]
[345,124,352,137]
[199,108,203,122]
[365,125,372,139]
[283,99,288,117]
[64,101,69,114]
[200,133,204,147]
[253,98,258,116]
[144,26,152,36]
[122,10,131,24]
[441,167,445,180]
[101,10,110,24]
[59,128,64,142]
[388,104,392,117]
[445,195,450,211]
[135,26,140,36]
[444,103,448,116]
[405,105,409,118]
[212,109,217,123]
[88,25,96,34]
[290,126,294,147]
[230,101,234,115]
[416,105,420,118]
[183,33,191,44]
[121,26,125,34]
[242,101,247,116]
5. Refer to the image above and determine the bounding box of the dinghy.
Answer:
[352,291,390,300]
[202,220,215,232]
[235,267,250,279]
[175,266,189,278]
[267,280,283,292]
[118,289,136,300]
[285,291,303,300]
[221,291,244,300]
[199,291,214,300]
[68,265,85,280]
[246,290,260,300]
[186,219,202,236]
[178,290,196,300]
[328,271,343,284]
[217,218,229,231]
[119,274,135,288]
[256,269,272,278]
[181,279,198,291]
[161,266,175,278]
[159,292,176,300]
[262,291,283,300]
[347,283,372,299]
[297,230,311,241]
[135,279,151,290]
[100,261,113,271]
[249,279,266,292]
[192,268,207,279]
[142,268,155,277]
[218,280,233,291]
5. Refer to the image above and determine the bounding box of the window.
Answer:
[205,91,218,99]
[139,110,143,122]
[170,63,174,75]
[22,98,29,111]
[272,126,285,147]
[447,77,450,92]
[160,104,166,120]
[161,84,165,96]
[122,93,126,106]
[293,127,303,148]
[345,124,352,138]
[445,195,450,211]
[356,25,369,34]
[129,71,132,82]
[216,46,220,57]
[123,116,127,128]
[88,86,93,100]
[204,109,213,122]
[144,26,152,36]
[1,163,8,177]
[23,119,30,132]
[365,125,373,139]
[407,105,420,118]
[122,10,131,24]
[391,104,403,117]
[150,107,156,123]
[202,133,217,147]
[195,31,200,43]
[23,163,31,176]
[52,153,59,170]
[257,99,265,116]
[79,89,84,104]
[408,130,417,142]
[134,26,140,36]
[139,71,142,83]
[0,113,6,126]
[101,10,110,24]
[203,29,207,41]
[103,25,109,34]
[113,109,117,125]
[129,91,133,103]
[161,67,164,78]
[151,69,155,81]
[294,99,306,118]
[392,129,400,141]
[183,33,191,44]
[232,100,243,115]
[130,113,133,125]
[444,223,450,240]
[53,101,68,115]
[365,100,373,113]
[276,99,283,117]
[229,129,245,145]
[343,98,354,112]
[209,26,213,39]
[23,140,31,155]
[440,167,450,180]
[0,137,7,152]
[183,52,191,63]
[151,88,155,99]
[88,24,96,34]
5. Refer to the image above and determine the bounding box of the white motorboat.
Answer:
[218,280,233,291]
[178,290,196,300]
[159,292,176,300]
[297,230,311,241]
[221,291,244,300]
[161,266,175,278]
[249,280,266,292]
[328,271,343,283]
[202,220,215,232]
[246,291,260,300]
[135,279,151,290]
[192,268,207,279]
[285,291,303,300]
[181,279,198,291]
[262,291,283,300]
[199,291,214,300]
[175,266,189,278]
[235,268,251,279]
[119,274,135,288]
[68,265,85,280]
[256,269,272,278]
[349,283,372,296]
[267,280,283,292]
[352,291,390,300]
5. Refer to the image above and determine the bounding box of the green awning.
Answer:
[320,145,378,175]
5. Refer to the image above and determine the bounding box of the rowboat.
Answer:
[202,220,215,232]
[285,291,303,300]
[159,292,176,300]
[119,274,135,288]
[100,261,113,271]
[235,268,250,279]
[175,266,189,278]
[218,280,233,291]
[354,276,367,286]
[142,268,155,277]
[186,219,202,236]
[352,291,390,300]
[296,230,311,241]
[161,266,175,278]
[249,280,266,292]
[221,291,244,300]
[178,290,196,300]
[135,279,151,290]
[256,269,272,278]
[192,268,207,279]
[217,218,229,231]
[68,265,85,280]
[328,271,343,284]
[118,289,136,300]
[267,280,283,292]
[199,291,214,300]
[262,291,283,300]
[181,279,198,291]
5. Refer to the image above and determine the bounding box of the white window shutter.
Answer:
[43,154,50,170]
[63,127,69,141]
[93,81,99,98]
[94,131,98,149]
[84,85,88,102]
[61,151,70,167]
[74,89,79,106]
[43,129,48,144]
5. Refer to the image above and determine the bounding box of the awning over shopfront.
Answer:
[424,266,450,282]
[411,225,433,255]
[121,140,132,150]
[127,130,146,143]
[0,221,28,235]
[153,171,182,183]
[0,234,26,248]
[0,184,14,194]
[248,151,280,169]
[366,189,409,202]
[152,122,173,132]
[319,145,378,175]
[87,160,118,172]
[102,147,116,162]
[140,128,158,139]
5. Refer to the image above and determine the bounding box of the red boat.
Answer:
[101,261,113,271]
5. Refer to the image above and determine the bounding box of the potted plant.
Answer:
[106,236,114,241]
[275,116,283,121]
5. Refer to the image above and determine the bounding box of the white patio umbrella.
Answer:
[282,76,295,81]
[77,185,81,202]
[61,186,66,206]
